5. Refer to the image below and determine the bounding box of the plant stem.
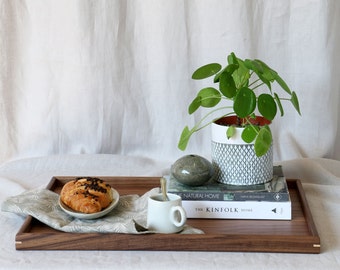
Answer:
[244,117,261,135]
[248,78,261,88]
[250,81,265,91]
[193,106,233,132]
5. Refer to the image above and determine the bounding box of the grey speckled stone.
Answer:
[171,155,214,186]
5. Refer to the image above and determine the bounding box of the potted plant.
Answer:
[178,52,301,185]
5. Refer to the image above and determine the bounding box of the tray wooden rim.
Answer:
[15,177,320,253]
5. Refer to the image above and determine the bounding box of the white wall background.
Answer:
[1,0,339,164]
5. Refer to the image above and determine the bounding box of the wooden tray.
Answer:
[15,177,320,253]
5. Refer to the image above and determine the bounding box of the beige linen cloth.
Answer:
[1,187,203,234]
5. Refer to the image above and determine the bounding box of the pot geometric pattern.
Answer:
[211,142,273,185]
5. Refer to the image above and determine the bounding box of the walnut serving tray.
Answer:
[15,177,320,253]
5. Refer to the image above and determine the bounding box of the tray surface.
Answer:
[15,177,320,253]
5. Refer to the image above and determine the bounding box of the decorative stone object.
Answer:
[171,155,213,186]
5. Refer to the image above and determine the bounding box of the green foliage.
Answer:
[178,126,192,151]
[258,94,277,120]
[241,125,259,143]
[254,126,272,157]
[178,52,301,156]
[192,63,222,80]
[226,126,236,139]
[233,87,256,118]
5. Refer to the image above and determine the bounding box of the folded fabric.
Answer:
[1,187,204,234]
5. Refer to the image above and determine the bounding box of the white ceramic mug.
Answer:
[147,193,187,233]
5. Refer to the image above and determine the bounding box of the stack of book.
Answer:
[166,166,291,220]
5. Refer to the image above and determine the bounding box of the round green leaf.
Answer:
[188,96,201,114]
[244,59,272,89]
[192,63,222,80]
[178,126,193,151]
[227,52,238,65]
[219,71,236,98]
[258,94,277,121]
[226,126,236,139]
[214,64,238,83]
[226,63,239,73]
[254,126,272,157]
[244,59,264,74]
[233,87,256,118]
[254,60,275,81]
[197,87,221,108]
[241,125,259,143]
[231,60,250,88]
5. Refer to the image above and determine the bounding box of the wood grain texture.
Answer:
[15,177,320,253]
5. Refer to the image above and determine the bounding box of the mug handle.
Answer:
[170,206,187,227]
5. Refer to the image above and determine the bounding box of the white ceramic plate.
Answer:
[59,188,120,219]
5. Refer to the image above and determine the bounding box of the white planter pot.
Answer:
[211,117,273,185]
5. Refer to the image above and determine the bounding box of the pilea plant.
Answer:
[178,52,301,157]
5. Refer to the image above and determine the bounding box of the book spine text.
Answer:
[182,200,291,220]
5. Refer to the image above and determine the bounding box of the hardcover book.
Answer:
[181,199,292,220]
[166,166,290,202]
[166,166,291,220]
